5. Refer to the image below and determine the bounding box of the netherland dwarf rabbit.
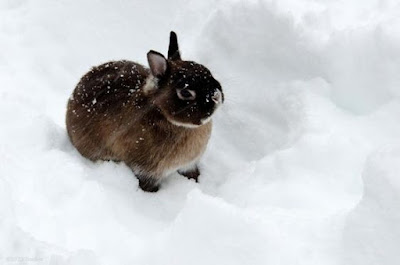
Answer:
[66,31,223,192]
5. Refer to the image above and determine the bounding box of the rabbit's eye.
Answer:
[177,89,196,101]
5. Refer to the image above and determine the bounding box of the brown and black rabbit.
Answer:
[66,31,223,192]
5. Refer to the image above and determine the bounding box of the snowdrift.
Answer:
[1,0,400,264]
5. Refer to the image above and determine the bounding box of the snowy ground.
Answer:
[1,0,400,264]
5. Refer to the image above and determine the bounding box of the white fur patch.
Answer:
[212,90,222,104]
[143,76,158,94]
[167,119,201,128]
[167,110,214,128]
[200,116,212,125]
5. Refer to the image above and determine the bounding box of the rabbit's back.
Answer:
[66,60,149,160]
[69,60,149,112]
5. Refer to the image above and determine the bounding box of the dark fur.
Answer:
[66,32,223,192]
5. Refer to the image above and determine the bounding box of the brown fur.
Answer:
[66,32,223,192]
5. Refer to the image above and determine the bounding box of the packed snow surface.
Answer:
[1,0,400,264]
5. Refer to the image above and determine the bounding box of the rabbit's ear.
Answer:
[168,31,181,61]
[147,50,167,77]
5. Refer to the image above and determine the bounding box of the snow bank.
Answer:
[343,146,400,265]
[1,0,400,264]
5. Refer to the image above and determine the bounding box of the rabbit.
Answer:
[66,31,224,192]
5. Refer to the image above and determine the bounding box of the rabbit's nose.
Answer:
[212,90,222,104]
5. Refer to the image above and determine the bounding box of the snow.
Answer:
[1,0,400,264]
